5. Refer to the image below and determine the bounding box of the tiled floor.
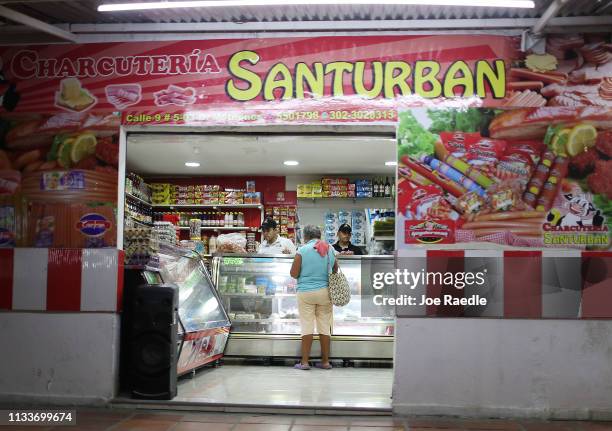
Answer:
[175,365,393,409]
[1,409,610,431]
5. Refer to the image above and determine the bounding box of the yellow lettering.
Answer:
[444,61,474,98]
[325,62,354,96]
[225,50,262,101]
[414,61,442,98]
[383,61,411,98]
[295,62,324,99]
[476,59,506,99]
[264,63,293,100]
[353,61,383,99]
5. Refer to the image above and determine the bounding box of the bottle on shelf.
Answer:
[209,235,217,254]
[384,177,391,198]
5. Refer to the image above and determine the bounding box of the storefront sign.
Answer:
[0,35,516,120]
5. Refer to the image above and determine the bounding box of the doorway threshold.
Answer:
[110,397,391,416]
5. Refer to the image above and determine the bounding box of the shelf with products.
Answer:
[126,193,152,207]
[297,176,395,200]
[125,217,153,228]
[298,197,394,202]
[153,204,263,209]
[125,173,152,205]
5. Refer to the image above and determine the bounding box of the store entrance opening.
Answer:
[121,127,396,410]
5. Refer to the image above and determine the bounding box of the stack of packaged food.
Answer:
[151,221,177,247]
[124,227,156,266]
[296,181,323,198]
[151,183,172,205]
[297,177,386,199]
[125,173,151,203]
[265,205,297,240]
[196,185,221,205]
[246,232,257,253]
[354,179,373,198]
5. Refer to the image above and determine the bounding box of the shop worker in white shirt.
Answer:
[257,218,297,255]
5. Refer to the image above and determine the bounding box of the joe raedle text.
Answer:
[371,269,488,307]
[373,294,487,306]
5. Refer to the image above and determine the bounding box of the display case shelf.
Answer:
[126,193,152,206]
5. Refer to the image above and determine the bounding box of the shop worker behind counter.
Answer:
[290,224,338,371]
[333,224,363,255]
[257,218,296,255]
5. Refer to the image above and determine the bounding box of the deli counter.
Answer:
[211,254,395,360]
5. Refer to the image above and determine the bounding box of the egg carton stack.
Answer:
[152,221,178,248]
[124,227,156,266]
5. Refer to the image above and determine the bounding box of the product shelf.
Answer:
[126,193,152,207]
[298,197,394,202]
[153,204,263,209]
[125,215,153,227]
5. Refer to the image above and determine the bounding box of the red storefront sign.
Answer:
[0,35,516,123]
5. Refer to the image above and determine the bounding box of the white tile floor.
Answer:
[176,365,393,409]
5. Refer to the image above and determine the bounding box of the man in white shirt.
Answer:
[257,218,296,255]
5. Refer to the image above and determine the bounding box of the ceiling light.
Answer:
[99,0,534,12]
[283,160,299,166]
[185,162,200,167]
[385,161,398,166]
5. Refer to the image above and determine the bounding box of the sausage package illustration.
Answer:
[396,107,612,250]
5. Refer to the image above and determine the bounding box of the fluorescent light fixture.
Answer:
[185,161,200,167]
[283,160,299,166]
[385,161,398,166]
[99,0,535,12]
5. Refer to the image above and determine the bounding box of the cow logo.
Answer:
[546,193,604,228]
[543,193,609,246]
[76,213,111,237]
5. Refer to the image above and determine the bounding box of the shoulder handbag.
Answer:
[327,252,351,306]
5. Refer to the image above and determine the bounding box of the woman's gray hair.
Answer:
[302,224,322,241]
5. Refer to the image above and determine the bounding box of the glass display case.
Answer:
[211,254,395,359]
[151,245,231,375]
[158,247,230,334]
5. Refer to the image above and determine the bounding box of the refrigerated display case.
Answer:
[125,245,231,376]
[211,254,394,360]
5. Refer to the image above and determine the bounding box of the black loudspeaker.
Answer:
[127,284,178,400]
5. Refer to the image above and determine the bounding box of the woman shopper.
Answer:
[290,225,338,370]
